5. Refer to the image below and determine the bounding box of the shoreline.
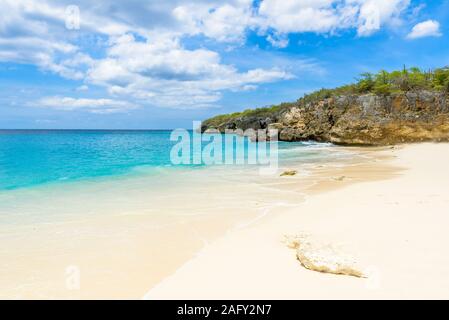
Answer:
[0,143,376,299]
[145,143,449,300]
[4,142,445,299]
[0,142,366,299]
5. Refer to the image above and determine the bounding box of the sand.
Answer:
[145,143,449,300]
[0,145,355,299]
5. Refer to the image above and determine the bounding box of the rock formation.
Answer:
[284,235,365,278]
[202,91,449,145]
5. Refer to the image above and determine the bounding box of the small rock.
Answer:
[280,170,297,177]
[333,176,346,181]
[285,234,365,278]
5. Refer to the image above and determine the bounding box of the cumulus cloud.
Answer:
[407,20,442,39]
[257,0,341,34]
[0,0,422,111]
[0,0,95,79]
[85,33,293,108]
[173,0,412,41]
[35,96,139,113]
[255,0,411,37]
[173,0,254,43]
[356,0,411,36]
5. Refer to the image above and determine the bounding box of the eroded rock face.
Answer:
[229,116,275,131]
[203,91,449,145]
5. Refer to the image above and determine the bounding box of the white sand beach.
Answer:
[3,143,448,299]
[145,143,449,300]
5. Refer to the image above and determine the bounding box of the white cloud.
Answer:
[407,20,442,39]
[86,34,293,109]
[173,1,254,43]
[257,0,340,34]
[0,0,296,109]
[356,0,411,36]
[35,96,139,113]
[255,0,411,37]
[0,36,83,78]
[0,0,95,79]
[0,0,420,111]
[266,32,289,48]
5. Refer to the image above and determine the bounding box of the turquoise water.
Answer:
[0,130,354,299]
[0,130,336,191]
[0,130,175,190]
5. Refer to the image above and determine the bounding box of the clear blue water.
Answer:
[0,130,175,190]
[0,130,335,191]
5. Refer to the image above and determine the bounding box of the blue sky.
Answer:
[0,0,448,129]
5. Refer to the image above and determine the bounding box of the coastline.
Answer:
[3,0,449,302]
[145,143,449,300]
[0,142,375,299]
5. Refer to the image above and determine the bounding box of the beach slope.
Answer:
[145,144,449,300]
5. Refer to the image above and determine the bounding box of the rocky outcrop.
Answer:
[202,91,449,145]
[202,115,277,132]
[284,235,365,278]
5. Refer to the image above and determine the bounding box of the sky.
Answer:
[0,0,448,129]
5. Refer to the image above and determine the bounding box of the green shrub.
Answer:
[433,68,449,92]
[202,102,295,127]
[205,66,449,124]
[356,72,375,93]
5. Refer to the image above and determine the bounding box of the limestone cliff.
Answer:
[202,91,449,145]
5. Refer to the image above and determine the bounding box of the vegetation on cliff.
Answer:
[203,67,449,145]
[202,103,293,129]
[204,67,449,129]
[301,66,449,104]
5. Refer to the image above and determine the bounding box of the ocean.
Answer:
[0,130,357,298]
[0,130,342,191]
